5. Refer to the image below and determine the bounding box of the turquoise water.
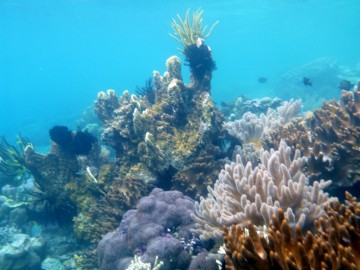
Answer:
[1,0,359,145]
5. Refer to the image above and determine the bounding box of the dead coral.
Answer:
[224,193,360,270]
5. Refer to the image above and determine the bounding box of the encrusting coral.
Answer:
[191,140,334,240]
[223,192,360,270]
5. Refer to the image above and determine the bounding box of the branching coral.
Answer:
[170,8,219,49]
[223,192,360,270]
[224,99,302,149]
[191,141,334,240]
[305,89,360,188]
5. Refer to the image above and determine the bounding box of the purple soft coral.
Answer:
[97,188,214,270]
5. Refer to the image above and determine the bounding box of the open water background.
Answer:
[1,0,359,147]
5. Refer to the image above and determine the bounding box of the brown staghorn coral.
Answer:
[223,192,360,270]
[263,118,312,157]
[262,89,360,191]
[306,89,360,188]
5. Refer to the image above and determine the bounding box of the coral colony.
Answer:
[1,8,360,270]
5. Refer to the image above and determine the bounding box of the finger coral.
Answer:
[223,192,360,270]
[191,141,334,240]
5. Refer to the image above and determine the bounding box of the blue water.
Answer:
[1,0,360,146]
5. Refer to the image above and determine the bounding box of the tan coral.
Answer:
[306,90,360,187]
[224,193,360,270]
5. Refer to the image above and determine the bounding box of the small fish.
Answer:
[258,77,268,83]
[339,80,354,90]
[303,77,312,86]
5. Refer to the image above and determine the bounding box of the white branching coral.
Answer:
[126,255,163,270]
[190,140,334,240]
[277,99,302,124]
[224,112,264,145]
[224,99,302,146]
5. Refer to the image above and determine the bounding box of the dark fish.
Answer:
[258,77,268,83]
[303,77,312,86]
[339,80,354,90]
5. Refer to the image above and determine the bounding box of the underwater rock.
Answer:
[0,231,45,270]
[95,55,227,199]
[41,258,65,270]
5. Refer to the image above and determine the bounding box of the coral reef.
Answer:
[22,132,144,251]
[126,255,163,270]
[95,56,226,199]
[191,141,334,240]
[97,188,217,270]
[224,99,302,148]
[223,192,360,270]
[0,226,45,270]
[275,58,360,111]
[305,90,360,191]
[265,89,360,192]
[221,96,283,121]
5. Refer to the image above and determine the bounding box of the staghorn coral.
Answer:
[95,55,226,199]
[191,140,333,240]
[223,192,360,270]
[263,118,312,158]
